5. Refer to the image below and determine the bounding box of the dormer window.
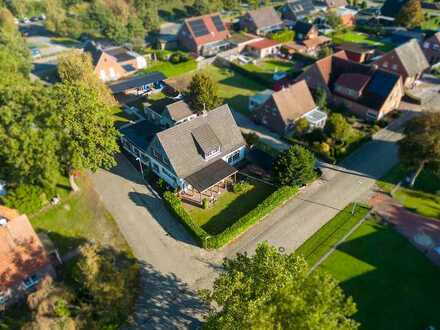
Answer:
[191,124,222,160]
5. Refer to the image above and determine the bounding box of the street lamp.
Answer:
[135,157,144,178]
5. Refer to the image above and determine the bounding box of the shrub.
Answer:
[232,181,253,193]
[1,184,47,214]
[205,186,298,249]
[268,29,295,42]
[242,131,259,146]
[169,52,188,64]
[202,198,209,209]
[163,191,209,245]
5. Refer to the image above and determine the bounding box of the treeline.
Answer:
[0,7,119,212]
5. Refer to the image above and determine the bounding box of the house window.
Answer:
[228,150,241,164]
[424,42,430,49]
[204,146,221,160]
[382,62,388,68]
[22,275,39,290]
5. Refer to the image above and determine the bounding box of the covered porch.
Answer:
[179,159,238,207]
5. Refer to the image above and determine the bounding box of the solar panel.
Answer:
[212,15,225,32]
[189,19,209,37]
[367,71,397,97]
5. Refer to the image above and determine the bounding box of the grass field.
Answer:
[319,220,440,330]
[377,164,440,219]
[295,204,370,266]
[166,64,266,113]
[141,59,197,78]
[332,31,394,52]
[31,174,130,255]
[185,179,275,235]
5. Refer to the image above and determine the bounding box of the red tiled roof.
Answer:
[0,209,50,290]
[335,73,371,92]
[247,38,280,50]
[185,14,230,47]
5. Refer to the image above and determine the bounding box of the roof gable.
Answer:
[247,7,283,29]
[393,39,430,76]
[154,105,245,178]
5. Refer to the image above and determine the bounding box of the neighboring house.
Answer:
[422,32,440,65]
[143,99,197,127]
[244,38,281,59]
[297,51,404,121]
[253,80,327,134]
[281,0,317,21]
[84,41,147,82]
[177,14,231,56]
[391,30,425,45]
[336,7,357,27]
[373,39,429,87]
[294,21,319,41]
[120,105,247,204]
[157,22,182,50]
[239,7,284,35]
[0,207,56,309]
[335,42,375,63]
[228,32,263,52]
[249,89,274,111]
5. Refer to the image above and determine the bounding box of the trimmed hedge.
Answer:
[163,186,298,249]
[163,191,209,246]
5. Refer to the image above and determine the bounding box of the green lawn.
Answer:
[295,204,370,266]
[332,31,394,52]
[377,164,440,219]
[141,59,197,78]
[243,59,294,74]
[319,220,440,330]
[31,175,130,255]
[185,179,275,235]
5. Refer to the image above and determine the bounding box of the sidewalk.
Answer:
[369,192,440,268]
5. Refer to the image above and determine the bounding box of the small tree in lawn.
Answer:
[399,112,440,187]
[314,87,328,111]
[396,0,424,28]
[273,145,315,187]
[187,72,223,113]
[295,117,310,136]
[201,242,359,330]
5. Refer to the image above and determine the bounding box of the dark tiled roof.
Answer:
[381,0,407,17]
[284,0,316,18]
[83,41,103,66]
[335,73,371,92]
[247,7,283,29]
[294,21,315,35]
[191,123,222,156]
[105,47,136,63]
[360,69,400,109]
[183,14,230,47]
[108,72,166,94]
[185,159,237,192]
[120,120,163,151]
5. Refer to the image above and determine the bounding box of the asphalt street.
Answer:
[92,108,418,328]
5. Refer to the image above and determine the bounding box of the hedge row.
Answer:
[163,186,298,249]
[162,191,209,246]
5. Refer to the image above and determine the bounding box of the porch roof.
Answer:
[185,159,237,193]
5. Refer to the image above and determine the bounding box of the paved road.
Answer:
[92,108,418,328]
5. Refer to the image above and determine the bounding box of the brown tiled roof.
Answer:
[247,38,280,50]
[165,100,194,122]
[392,39,430,77]
[0,211,50,290]
[272,80,317,123]
[302,36,331,49]
[325,0,347,8]
[335,73,371,92]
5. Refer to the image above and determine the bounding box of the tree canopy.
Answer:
[326,113,353,144]
[396,0,424,28]
[202,242,359,330]
[187,72,223,113]
[399,112,440,185]
[273,145,316,187]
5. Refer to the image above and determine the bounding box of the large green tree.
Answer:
[202,243,359,329]
[54,81,120,173]
[326,113,353,144]
[399,112,440,186]
[273,145,316,187]
[396,0,424,28]
[187,72,223,113]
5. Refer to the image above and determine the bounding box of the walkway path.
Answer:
[369,192,440,267]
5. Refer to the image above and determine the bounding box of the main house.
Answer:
[373,39,429,87]
[84,41,147,82]
[422,32,440,65]
[0,207,56,309]
[239,7,284,35]
[120,105,246,204]
[253,80,327,134]
[177,14,231,57]
[297,51,404,121]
